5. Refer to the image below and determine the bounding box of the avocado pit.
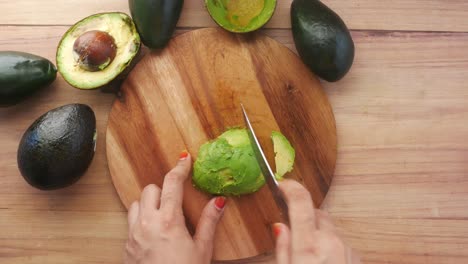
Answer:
[73,30,117,72]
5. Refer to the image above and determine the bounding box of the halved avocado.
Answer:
[205,0,277,33]
[56,12,141,90]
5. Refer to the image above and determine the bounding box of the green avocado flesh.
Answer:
[17,104,97,190]
[0,51,57,107]
[205,0,277,33]
[271,131,295,180]
[291,0,354,82]
[56,12,141,89]
[193,128,295,196]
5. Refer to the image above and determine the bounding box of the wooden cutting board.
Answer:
[106,28,337,261]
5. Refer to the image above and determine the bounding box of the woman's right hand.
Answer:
[274,180,361,264]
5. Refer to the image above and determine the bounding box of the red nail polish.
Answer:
[179,150,189,160]
[214,197,226,210]
[273,223,282,238]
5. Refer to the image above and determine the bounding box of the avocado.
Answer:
[56,12,141,90]
[291,0,354,82]
[17,104,97,190]
[129,0,183,49]
[193,128,264,196]
[193,128,295,196]
[0,51,57,107]
[271,131,295,180]
[206,0,277,33]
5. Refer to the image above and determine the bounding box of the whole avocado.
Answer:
[129,0,184,49]
[17,104,96,190]
[291,0,354,82]
[0,51,56,106]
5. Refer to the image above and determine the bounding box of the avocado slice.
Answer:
[129,0,183,49]
[205,0,277,33]
[17,104,97,190]
[193,128,295,196]
[291,0,354,82]
[56,12,141,89]
[0,51,57,107]
[271,131,295,180]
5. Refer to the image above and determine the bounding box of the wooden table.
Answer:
[1,1,467,263]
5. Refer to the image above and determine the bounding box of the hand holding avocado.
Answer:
[124,153,226,264]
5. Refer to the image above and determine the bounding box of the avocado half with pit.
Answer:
[193,128,295,196]
[205,0,277,33]
[56,12,141,89]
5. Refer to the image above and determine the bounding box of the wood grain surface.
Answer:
[106,28,337,261]
[1,1,468,264]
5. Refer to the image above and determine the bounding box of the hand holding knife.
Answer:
[241,104,289,226]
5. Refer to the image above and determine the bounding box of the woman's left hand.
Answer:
[124,152,227,264]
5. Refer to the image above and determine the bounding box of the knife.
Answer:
[241,104,290,225]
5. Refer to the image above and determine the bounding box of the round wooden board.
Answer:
[106,28,337,262]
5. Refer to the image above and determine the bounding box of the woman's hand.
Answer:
[274,180,361,264]
[124,152,226,264]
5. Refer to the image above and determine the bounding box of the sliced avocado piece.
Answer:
[291,0,354,82]
[129,0,183,49]
[17,104,97,190]
[193,128,296,196]
[56,12,141,89]
[271,131,295,180]
[206,0,277,33]
[193,128,264,196]
[0,51,57,107]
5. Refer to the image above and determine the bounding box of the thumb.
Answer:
[273,223,291,264]
[194,197,226,258]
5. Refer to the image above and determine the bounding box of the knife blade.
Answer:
[240,104,289,225]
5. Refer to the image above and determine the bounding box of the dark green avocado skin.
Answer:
[291,0,354,82]
[17,104,96,190]
[129,0,184,49]
[0,51,57,106]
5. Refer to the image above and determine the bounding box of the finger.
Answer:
[160,151,192,213]
[194,197,226,258]
[347,247,362,264]
[278,180,317,248]
[127,201,139,230]
[140,184,161,215]
[273,223,291,264]
[315,210,336,232]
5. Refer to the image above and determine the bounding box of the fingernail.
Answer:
[272,223,282,238]
[179,150,189,160]
[214,196,226,210]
